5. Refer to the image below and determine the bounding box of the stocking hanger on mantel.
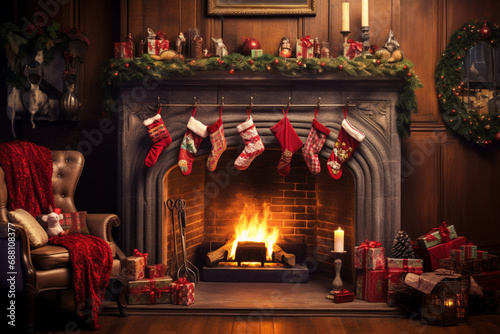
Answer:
[157,96,356,109]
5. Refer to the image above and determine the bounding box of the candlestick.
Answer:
[341,1,350,32]
[341,30,350,58]
[334,227,344,252]
[361,26,371,55]
[330,250,347,293]
[361,0,369,27]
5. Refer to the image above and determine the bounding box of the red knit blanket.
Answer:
[50,234,113,330]
[0,140,54,216]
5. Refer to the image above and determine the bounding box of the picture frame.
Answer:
[207,0,316,16]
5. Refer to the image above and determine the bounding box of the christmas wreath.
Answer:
[101,53,422,137]
[435,19,500,146]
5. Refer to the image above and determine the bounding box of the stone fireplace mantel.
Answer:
[117,73,404,264]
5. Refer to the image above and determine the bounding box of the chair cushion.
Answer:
[8,208,48,248]
[31,245,71,270]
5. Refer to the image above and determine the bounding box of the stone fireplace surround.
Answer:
[117,72,404,271]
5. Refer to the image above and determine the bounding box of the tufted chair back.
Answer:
[51,150,84,213]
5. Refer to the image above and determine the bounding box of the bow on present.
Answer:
[333,289,351,295]
[133,248,149,267]
[432,221,451,243]
[300,36,314,49]
[359,240,382,250]
[386,259,423,283]
[174,276,190,287]
[424,233,438,242]
[129,279,170,304]
[346,39,362,59]
[155,31,167,40]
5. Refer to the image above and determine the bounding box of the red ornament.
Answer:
[480,21,492,40]
[266,66,271,71]
[297,61,302,66]
[241,37,261,55]
[125,63,129,68]
[280,49,292,58]
[321,62,326,66]
[110,64,115,68]
[274,58,279,64]
[339,64,343,70]
[114,72,119,76]
[229,68,235,74]
[376,59,381,65]
[495,132,500,141]
[403,65,408,70]
[407,72,412,77]
[249,59,254,65]
[146,66,150,70]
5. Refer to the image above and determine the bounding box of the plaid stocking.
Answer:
[144,107,172,167]
[302,109,331,175]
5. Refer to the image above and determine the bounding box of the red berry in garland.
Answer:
[114,72,119,76]
[407,72,412,77]
[403,65,408,70]
[266,66,271,71]
[297,61,302,66]
[376,59,381,65]
[339,64,343,70]
[110,64,115,68]
[146,66,151,70]
[274,58,279,64]
[229,68,235,74]
[321,62,326,67]
[125,63,129,68]
[249,59,254,65]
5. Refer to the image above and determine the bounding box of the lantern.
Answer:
[422,277,461,326]
[456,277,469,322]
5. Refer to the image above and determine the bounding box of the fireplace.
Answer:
[117,72,403,284]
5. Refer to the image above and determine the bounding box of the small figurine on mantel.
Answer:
[176,32,186,55]
[278,37,292,58]
[374,29,404,63]
[212,37,228,57]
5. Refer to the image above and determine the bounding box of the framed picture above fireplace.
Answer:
[207,0,316,16]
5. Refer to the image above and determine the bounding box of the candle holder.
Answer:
[361,26,371,56]
[340,31,350,58]
[330,250,347,293]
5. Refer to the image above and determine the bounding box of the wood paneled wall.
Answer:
[2,1,499,253]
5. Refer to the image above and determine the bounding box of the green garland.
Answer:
[101,53,422,137]
[435,19,500,146]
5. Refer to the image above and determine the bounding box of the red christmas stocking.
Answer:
[234,113,265,170]
[327,115,365,179]
[270,108,303,176]
[206,108,227,172]
[144,107,172,167]
[178,108,208,176]
[302,108,331,175]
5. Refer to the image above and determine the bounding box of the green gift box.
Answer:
[448,224,458,240]
[417,230,441,249]
[128,276,173,305]
[251,49,263,58]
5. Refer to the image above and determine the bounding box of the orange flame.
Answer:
[229,203,279,261]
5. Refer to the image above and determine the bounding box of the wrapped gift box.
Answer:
[356,269,387,302]
[450,249,465,262]
[128,276,173,305]
[332,289,355,303]
[171,277,195,305]
[439,254,499,276]
[386,258,423,306]
[477,250,488,260]
[417,230,441,249]
[123,256,145,281]
[146,264,167,279]
[114,42,134,58]
[296,37,314,59]
[148,39,169,55]
[448,224,458,240]
[414,236,466,272]
[354,241,385,270]
[460,244,478,260]
[251,49,263,58]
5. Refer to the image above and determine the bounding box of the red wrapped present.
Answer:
[133,248,148,268]
[346,39,362,60]
[386,258,423,306]
[460,244,478,260]
[146,264,167,279]
[296,36,314,59]
[123,256,145,281]
[354,240,385,270]
[356,269,387,302]
[477,250,488,260]
[450,249,465,262]
[147,28,170,55]
[414,236,466,272]
[114,42,134,58]
[332,289,355,303]
[128,276,173,304]
[171,277,195,305]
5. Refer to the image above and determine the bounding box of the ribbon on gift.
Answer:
[432,221,451,243]
[386,259,423,284]
[346,39,363,59]
[155,31,167,40]
[300,35,314,50]
[357,240,382,269]
[129,279,170,304]
[333,289,350,295]
[133,248,149,268]
[424,233,438,242]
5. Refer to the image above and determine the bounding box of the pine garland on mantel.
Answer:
[435,19,500,146]
[101,53,422,137]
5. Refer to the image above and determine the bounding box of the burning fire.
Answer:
[229,203,279,261]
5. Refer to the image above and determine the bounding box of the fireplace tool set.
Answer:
[165,198,199,284]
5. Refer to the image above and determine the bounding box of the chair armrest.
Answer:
[86,214,126,261]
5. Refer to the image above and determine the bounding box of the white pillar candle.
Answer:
[334,227,344,252]
[361,0,369,27]
[341,2,350,32]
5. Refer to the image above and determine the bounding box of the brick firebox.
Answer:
[163,149,355,281]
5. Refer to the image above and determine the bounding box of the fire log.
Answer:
[273,244,296,267]
[206,243,232,266]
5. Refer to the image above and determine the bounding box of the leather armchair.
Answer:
[0,150,127,332]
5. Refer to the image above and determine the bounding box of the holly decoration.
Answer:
[435,19,500,146]
[101,53,421,136]
[390,230,415,259]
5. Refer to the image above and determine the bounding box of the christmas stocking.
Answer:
[270,109,303,176]
[143,108,172,167]
[234,115,265,170]
[327,117,365,179]
[302,110,331,175]
[178,111,208,176]
[206,111,227,172]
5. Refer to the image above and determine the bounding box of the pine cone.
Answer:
[390,230,415,259]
